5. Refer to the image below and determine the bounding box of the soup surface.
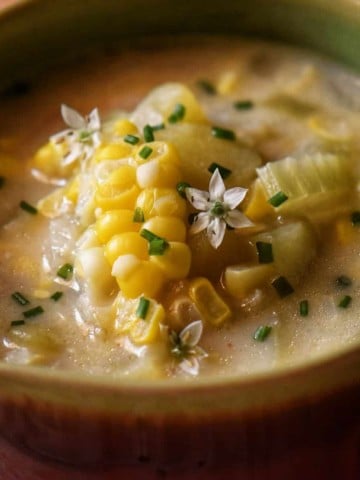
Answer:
[1,37,360,379]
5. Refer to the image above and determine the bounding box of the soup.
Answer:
[1,37,360,379]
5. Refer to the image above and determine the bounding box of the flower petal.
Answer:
[61,104,86,129]
[207,217,226,249]
[209,168,226,200]
[189,212,210,235]
[226,210,254,228]
[61,143,83,166]
[186,188,210,211]
[50,129,73,145]
[179,320,203,347]
[179,356,200,376]
[87,108,101,131]
[223,187,248,209]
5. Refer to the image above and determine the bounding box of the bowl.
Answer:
[0,1,360,479]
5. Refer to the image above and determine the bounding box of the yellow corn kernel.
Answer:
[111,294,138,334]
[136,159,181,189]
[32,142,72,178]
[224,264,276,299]
[244,179,274,221]
[335,216,358,246]
[113,119,139,136]
[64,176,80,203]
[136,188,186,220]
[95,209,140,243]
[105,232,148,264]
[95,165,139,210]
[150,242,191,279]
[93,142,133,163]
[189,277,231,327]
[130,300,165,345]
[116,260,165,299]
[142,216,186,242]
[134,141,180,166]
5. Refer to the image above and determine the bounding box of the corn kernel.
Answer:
[136,159,181,189]
[113,119,139,136]
[150,242,191,279]
[112,294,138,334]
[142,216,186,242]
[37,187,70,218]
[32,142,72,178]
[105,232,148,264]
[224,264,275,299]
[134,141,180,166]
[244,179,274,221]
[189,277,231,326]
[111,254,141,279]
[136,188,186,220]
[95,209,140,243]
[116,260,165,299]
[64,176,80,203]
[93,143,133,163]
[130,300,165,345]
[95,165,139,210]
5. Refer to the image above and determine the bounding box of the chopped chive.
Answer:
[188,213,198,225]
[211,126,236,141]
[143,124,154,142]
[136,297,150,319]
[176,181,191,199]
[299,300,309,317]
[336,275,352,288]
[208,162,232,179]
[253,325,272,342]
[0,176,5,188]
[268,191,288,207]
[234,100,254,111]
[151,123,165,131]
[57,263,73,280]
[140,228,160,242]
[351,211,360,226]
[11,320,25,327]
[168,103,186,123]
[23,305,44,318]
[133,207,145,223]
[139,146,153,159]
[272,276,294,298]
[256,241,273,264]
[197,79,216,95]
[20,200,37,215]
[338,295,352,309]
[50,291,63,302]
[149,238,169,255]
[11,291,30,306]
[124,134,140,145]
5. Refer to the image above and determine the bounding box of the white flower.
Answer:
[50,104,101,167]
[170,320,207,376]
[185,168,253,249]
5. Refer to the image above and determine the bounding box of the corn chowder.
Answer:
[1,38,360,379]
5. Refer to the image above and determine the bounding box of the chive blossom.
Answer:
[11,292,30,306]
[20,200,37,215]
[299,300,309,317]
[136,297,150,319]
[133,207,145,223]
[50,291,63,302]
[268,191,288,207]
[139,146,153,159]
[211,126,236,141]
[124,134,140,145]
[176,181,191,199]
[234,100,254,111]
[168,103,186,123]
[338,295,352,309]
[23,305,44,318]
[336,275,352,288]
[0,176,5,188]
[11,320,25,327]
[208,162,232,179]
[211,201,226,216]
[188,213,198,225]
[256,241,273,264]
[197,79,216,95]
[57,263,73,280]
[253,325,272,342]
[351,211,360,226]
[272,276,294,298]
[143,124,154,142]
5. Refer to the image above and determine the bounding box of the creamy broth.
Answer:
[1,37,360,379]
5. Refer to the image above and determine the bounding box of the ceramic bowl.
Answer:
[0,1,360,479]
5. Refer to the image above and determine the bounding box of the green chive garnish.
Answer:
[256,241,273,264]
[197,79,216,95]
[20,200,37,215]
[133,207,145,223]
[136,297,150,319]
[0,176,5,188]
[23,305,44,318]
[149,238,169,255]
[50,291,63,302]
[336,275,352,288]
[11,320,25,327]
[11,292,30,306]
[351,211,360,226]
[253,325,272,342]
[211,126,236,141]
[57,263,73,280]
[176,181,191,199]
[272,276,294,298]
[151,123,165,131]
[268,191,288,207]
[124,134,140,145]
[140,228,159,243]
[299,300,309,317]
[208,162,232,179]
[168,103,186,123]
[338,295,352,309]
[139,146,153,159]
[143,125,154,142]
[234,100,254,111]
